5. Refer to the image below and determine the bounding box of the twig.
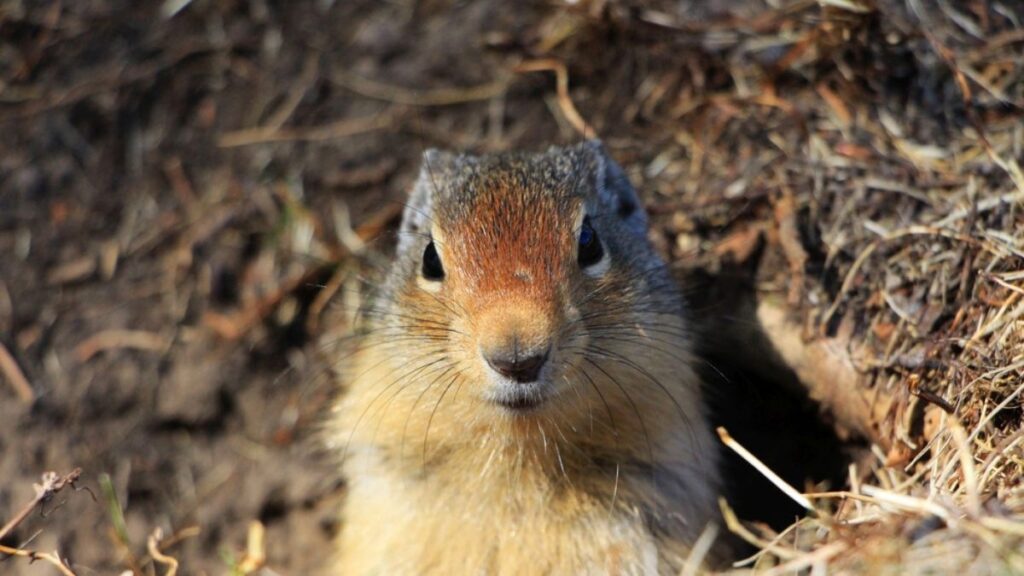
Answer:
[731,517,807,568]
[75,330,170,362]
[0,341,34,403]
[984,273,1024,297]
[0,469,84,542]
[803,490,881,505]
[821,241,877,328]
[773,187,808,306]
[979,516,1024,537]
[717,426,815,512]
[217,110,398,148]
[163,156,198,214]
[151,525,201,552]
[680,522,718,576]
[933,190,1024,229]
[514,59,594,136]
[235,521,266,574]
[859,485,952,522]
[949,419,982,517]
[262,51,321,131]
[0,543,76,576]
[203,268,320,341]
[719,498,800,562]
[147,528,179,576]
[307,264,349,335]
[756,541,849,576]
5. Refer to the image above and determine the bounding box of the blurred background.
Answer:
[2,0,1022,574]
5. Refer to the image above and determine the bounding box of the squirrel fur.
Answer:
[327,141,721,575]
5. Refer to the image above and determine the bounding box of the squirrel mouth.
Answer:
[490,384,547,412]
[494,393,543,412]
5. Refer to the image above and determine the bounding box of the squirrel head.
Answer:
[376,140,684,421]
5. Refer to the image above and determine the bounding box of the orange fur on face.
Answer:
[440,186,579,369]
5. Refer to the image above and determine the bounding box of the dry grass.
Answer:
[600,0,1024,572]
[2,0,1022,573]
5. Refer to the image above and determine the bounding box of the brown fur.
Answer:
[327,142,721,575]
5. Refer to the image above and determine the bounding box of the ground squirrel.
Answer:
[329,141,721,574]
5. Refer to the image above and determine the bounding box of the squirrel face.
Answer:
[375,140,681,421]
[427,189,584,409]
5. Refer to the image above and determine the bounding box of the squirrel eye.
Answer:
[577,217,604,268]
[422,240,445,281]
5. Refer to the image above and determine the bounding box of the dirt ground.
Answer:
[2,0,1022,574]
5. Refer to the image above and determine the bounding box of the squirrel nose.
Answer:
[483,345,549,383]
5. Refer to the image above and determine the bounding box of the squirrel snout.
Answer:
[481,342,550,383]
[476,304,556,384]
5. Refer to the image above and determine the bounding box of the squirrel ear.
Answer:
[422,148,460,173]
[584,140,647,235]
